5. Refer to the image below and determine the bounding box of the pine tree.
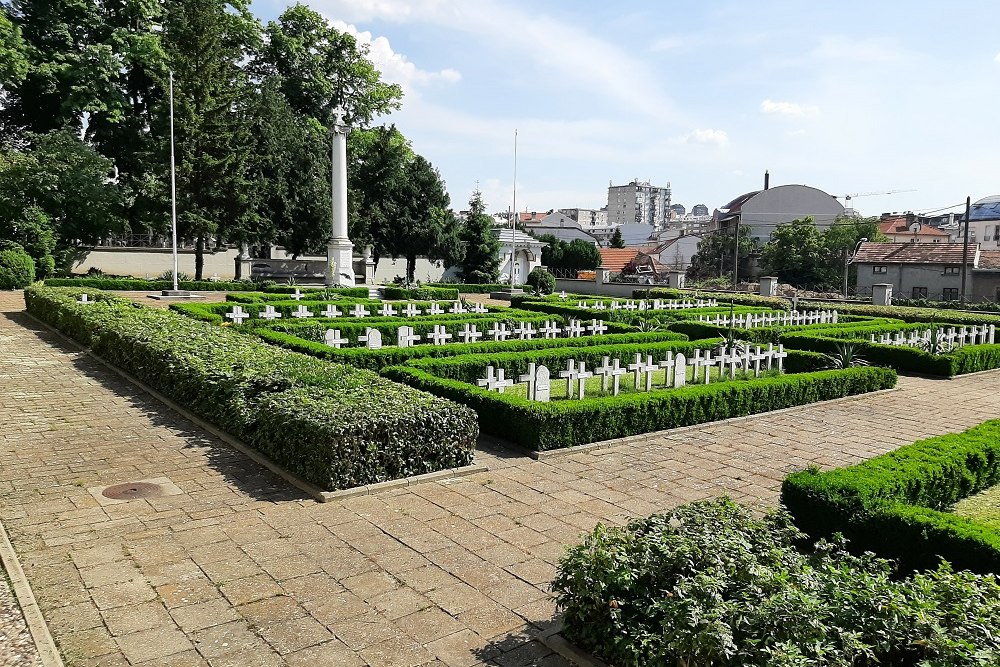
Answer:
[610,227,626,248]
[157,0,257,279]
[458,191,500,283]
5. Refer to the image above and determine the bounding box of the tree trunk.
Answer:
[195,235,205,281]
[406,255,416,284]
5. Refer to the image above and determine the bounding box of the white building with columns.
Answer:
[494,228,545,283]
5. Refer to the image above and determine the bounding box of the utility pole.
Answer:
[960,195,971,304]
[732,217,740,290]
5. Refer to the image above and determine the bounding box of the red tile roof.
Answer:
[853,242,975,264]
[976,250,1000,270]
[878,220,949,237]
[598,248,641,272]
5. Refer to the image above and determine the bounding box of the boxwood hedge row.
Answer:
[43,277,369,297]
[24,286,478,491]
[807,301,1000,326]
[512,298,776,323]
[384,364,895,451]
[633,287,792,311]
[667,316,903,344]
[381,286,460,300]
[253,329,689,371]
[171,299,512,325]
[780,330,1000,376]
[782,420,1000,573]
[426,282,528,294]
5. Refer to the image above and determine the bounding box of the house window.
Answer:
[873,265,888,274]
[943,266,960,275]
[943,288,959,301]
[912,287,928,299]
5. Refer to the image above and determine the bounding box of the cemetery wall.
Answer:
[71,247,241,279]
[553,278,639,298]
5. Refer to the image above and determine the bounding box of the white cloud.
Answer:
[760,99,819,116]
[675,128,729,146]
[329,19,461,90]
[995,51,1000,63]
[648,36,686,52]
[785,128,807,137]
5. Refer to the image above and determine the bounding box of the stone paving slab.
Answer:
[4,290,1000,666]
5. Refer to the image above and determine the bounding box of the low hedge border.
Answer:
[254,330,689,370]
[224,291,374,304]
[780,330,1000,376]
[381,286,460,300]
[667,316,903,345]
[513,299,775,323]
[24,286,478,491]
[782,420,1000,573]
[808,301,1000,326]
[250,313,636,347]
[384,363,896,451]
[43,277,370,297]
[171,299,513,325]
[426,282,528,294]
[634,287,792,311]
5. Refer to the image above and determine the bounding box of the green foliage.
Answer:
[824,342,869,368]
[0,131,125,272]
[608,227,625,248]
[761,216,837,288]
[0,242,35,288]
[380,286,460,300]
[0,9,28,91]
[666,316,901,345]
[257,330,689,371]
[457,191,501,283]
[687,225,758,280]
[525,267,555,295]
[634,287,791,311]
[538,234,602,271]
[24,286,477,490]
[385,362,895,451]
[782,420,1000,573]
[810,301,1000,325]
[554,498,1000,666]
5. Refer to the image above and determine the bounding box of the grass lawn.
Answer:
[950,485,1000,530]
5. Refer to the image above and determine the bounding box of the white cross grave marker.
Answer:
[226,306,249,325]
[350,304,370,318]
[291,305,313,318]
[488,323,511,341]
[514,322,536,340]
[426,325,453,346]
[539,320,561,339]
[449,301,467,314]
[559,360,580,398]
[290,289,304,301]
[587,319,608,336]
[77,294,93,304]
[321,305,341,318]
[575,362,594,399]
[428,303,444,315]
[595,356,614,392]
[358,328,382,349]
[458,323,483,344]
[378,303,397,317]
[658,352,675,387]
[477,366,513,393]
[402,304,421,317]
[564,319,585,338]
[397,326,421,348]
[260,306,282,321]
[324,329,348,348]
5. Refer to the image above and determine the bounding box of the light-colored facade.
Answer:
[715,184,845,243]
[606,180,671,229]
[854,242,978,301]
[494,228,546,283]
[558,207,609,228]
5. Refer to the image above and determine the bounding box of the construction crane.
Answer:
[837,189,917,205]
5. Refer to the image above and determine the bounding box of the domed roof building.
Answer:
[713,179,844,243]
[969,195,1000,222]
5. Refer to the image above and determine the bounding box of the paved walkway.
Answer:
[3,290,1000,666]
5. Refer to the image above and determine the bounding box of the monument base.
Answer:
[326,239,356,287]
[148,290,204,300]
[489,288,525,301]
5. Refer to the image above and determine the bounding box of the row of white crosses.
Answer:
[696,309,839,328]
[476,344,789,401]
[870,324,996,349]
[321,318,611,349]
[573,298,719,311]
[225,300,487,324]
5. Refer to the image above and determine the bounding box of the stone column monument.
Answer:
[327,108,355,286]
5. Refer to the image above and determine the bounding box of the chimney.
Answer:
[764,170,770,190]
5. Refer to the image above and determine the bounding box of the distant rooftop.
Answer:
[854,242,975,265]
[969,196,1000,222]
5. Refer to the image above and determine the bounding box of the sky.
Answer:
[252,0,1000,219]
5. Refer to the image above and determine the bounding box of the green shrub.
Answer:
[634,287,792,311]
[254,329,689,371]
[0,243,36,289]
[427,282,528,294]
[384,363,895,450]
[41,277,370,297]
[782,420,1000,574]
[668,316,903,345]
[807,301,1000,326]
[24,286,477,491]
[525,267,556,295]
[554,498,1000,667]
[381,286,460,300]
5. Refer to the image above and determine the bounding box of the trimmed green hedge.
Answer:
[667,316,903,345]
[43,277,370,297]
[513,298,775,323]
[251,312,636,347]
[634,287,792,311]
[384,362,895,451]
[782,420,1000,573]
[224,290,372,303]
[427,282,528,294]
[24,286,478,491]
[781,329,1000,376]
[381,286,460,300]
[808,301,1000,326]
[254,329,689,371]
[172,298,496,324]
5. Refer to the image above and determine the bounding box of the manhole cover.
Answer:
[101,481,164,501]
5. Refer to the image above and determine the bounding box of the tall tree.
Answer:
[687,226,758,280]
[458,191,500,283]
[348,124,412,257]
[257,4,402,129]
[761,217,836,288]
[0,9,28,92]
[609,227,625,248]
[156,0,258,279]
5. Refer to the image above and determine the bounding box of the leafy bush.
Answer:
[42,277,371,297]
[381,286,460,300]
[783,420,1000,574]
[0,243,35,289]
[554,498,1000,667]
[525,267,556,295]
[255,329,689,371]
[384,363,895,450]
[24,286,478,490]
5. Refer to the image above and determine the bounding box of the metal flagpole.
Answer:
[169,71,179,292]
[511,129,517,290]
